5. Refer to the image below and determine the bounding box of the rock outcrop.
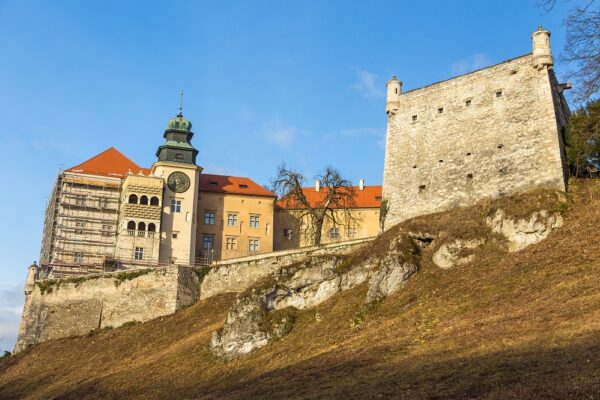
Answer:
[486,209,564,252]
[432,238,484,269]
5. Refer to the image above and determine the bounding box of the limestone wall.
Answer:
[382,54,568,228]
[200,238,373,300]
[14,265,198,354]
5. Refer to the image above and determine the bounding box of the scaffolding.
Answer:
[40,172,122,278]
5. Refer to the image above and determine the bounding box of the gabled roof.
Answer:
[277,185,382,210]
[66,147,148,178]
[199,174,276,198]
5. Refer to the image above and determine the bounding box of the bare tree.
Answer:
[538,0,600,102]
[272,164,358,246]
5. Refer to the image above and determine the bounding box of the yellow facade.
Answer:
[196,192,275,261]
[273,207,380,251]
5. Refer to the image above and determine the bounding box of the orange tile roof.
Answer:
[199,174,276,198]
[66,147,146,178]
[277,185,382,209]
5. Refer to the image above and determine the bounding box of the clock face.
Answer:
[167,171,190,193]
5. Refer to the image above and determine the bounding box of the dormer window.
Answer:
[239,184,248,189]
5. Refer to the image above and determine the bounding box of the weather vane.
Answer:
[179,89,184,115]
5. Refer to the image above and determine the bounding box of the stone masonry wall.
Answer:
[200,238,373,300]
[382,54,568,228]
[14,265,198,354]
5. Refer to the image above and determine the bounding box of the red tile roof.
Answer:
[277,185,382,209]
[199,174,276,198]
[66,147,146,178]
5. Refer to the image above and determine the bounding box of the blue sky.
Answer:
[0,0,573,351]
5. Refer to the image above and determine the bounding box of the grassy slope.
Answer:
[2,180,600,399]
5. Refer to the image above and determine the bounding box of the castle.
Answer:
[39,111,381,277]
[382,26,570,228]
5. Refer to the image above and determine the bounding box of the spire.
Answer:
[178,89,184,116]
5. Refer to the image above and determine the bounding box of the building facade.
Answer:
[39,112,276,276]
[381,27,570,229]
[273,181,381,251]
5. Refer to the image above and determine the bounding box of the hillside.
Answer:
[2,179,600,399]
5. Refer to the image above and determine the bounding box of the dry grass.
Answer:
[2,179,600,399]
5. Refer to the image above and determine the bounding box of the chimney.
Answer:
[315,179,321,192]
[359,179,365,191]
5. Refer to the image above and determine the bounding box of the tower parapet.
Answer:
[532,25,553,70]
[386,75,402,115]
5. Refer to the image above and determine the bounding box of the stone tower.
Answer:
[381,27,570,230]
[531,25,554,70]
[152,112,202,265]
[386,75,402,115]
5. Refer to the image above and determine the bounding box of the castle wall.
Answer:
[14,265,198,353]
[200,237,373,300]
[382,54,567,228]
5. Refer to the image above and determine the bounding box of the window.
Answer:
[283,228,293,240]
[495,90,503,98]
[347,226,358,239]
[249,215,260,228]
[172,232,178,239]
[465,99,472,107]
[98,197,108,208]
[249,239,260,252]
[419,185,426,193]
[150,196,159,206]
[203,235,214,250]
[204,210,215,225]
[74,252,83,264]
[140,195,148,205]
[75,195,85,206]
[127,221,136,235]
[239,184,248,189]
[148,223,156,232]
[75,221,85,234]
[227,213,238,226]
[328,227,340,240]
[412,115,418,121]
[209,180,218,186]
[170,199,181,213]
[128,194,138,204]
[134,247,144,260]
[437,107,444,114]
[102,224,111,237]
[175,153,184,160]
[226,236,237,250]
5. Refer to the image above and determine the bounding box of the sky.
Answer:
[0,0,574,352]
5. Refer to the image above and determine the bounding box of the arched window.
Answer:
[128,194,138,204]
[150,196,159,206]
[148,223,156,232]
[127,221,136,230]
[137,222,146,231]
[140,195,148,205]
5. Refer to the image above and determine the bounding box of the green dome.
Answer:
[167,112,192,131]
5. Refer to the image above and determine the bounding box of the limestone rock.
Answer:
[432,238,484,269]
[486,209,564,252]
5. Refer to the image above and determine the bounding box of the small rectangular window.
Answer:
[412,115,418,121]
[496,90,503,98]
[249,239,260,252]
[329,227,340,240]
[75,221,85,234]
[204,210,215,225]
[249,214,260,228]
[465,99,472,107]
[75,195,85,206]
[172,232,178,239]
[437,107,443,114]
[74,252,83,264]
[134,247,144,260]
[239,184,249,189]
[347,226,357,239]
[226,236,237,250]
[170,199,182,213]
[227,213,238,226]
[203,235,214,250]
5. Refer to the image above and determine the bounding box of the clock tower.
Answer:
[152,110,202,265]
